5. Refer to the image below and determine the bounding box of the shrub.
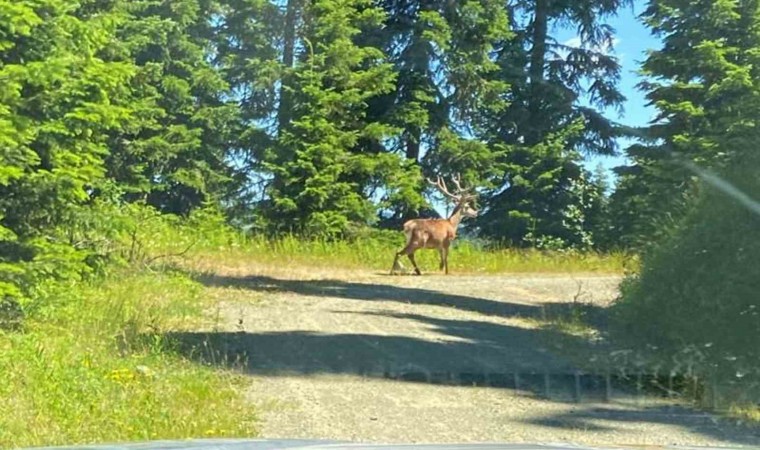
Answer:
[610,155,760,405]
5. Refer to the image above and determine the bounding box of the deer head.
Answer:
[427,173,479,219]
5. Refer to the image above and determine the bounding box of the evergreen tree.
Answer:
[263,0,417,236]
[104,0,240,215]
[609,0,760,248]
[210,0,281,223]
[0,0,138,295]
[477,0,630,247]
[368,0,511,215]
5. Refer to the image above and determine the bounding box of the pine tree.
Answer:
[369,0,509,157]
[104,0,240,215]
[477,0,630,247]
[211,0,293,225]
[0,0,139,295]
[359,0,511,223]
[610,1,760,377]
[263,0,414,236]
[608,0,760,247]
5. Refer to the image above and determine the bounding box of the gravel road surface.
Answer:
[176,263,760,448]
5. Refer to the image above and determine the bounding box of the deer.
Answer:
[390,174,479,275]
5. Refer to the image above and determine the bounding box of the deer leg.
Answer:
[443,243,450,275]
[438,248,445,271]
[391,250,405,275]
[407,251,422,275]
[391,237,416,274]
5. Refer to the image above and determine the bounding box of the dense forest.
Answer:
[2,0,759,295]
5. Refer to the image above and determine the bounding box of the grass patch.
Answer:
[0,271,258,448]
[730,405,760,424]
[188,234,633,274]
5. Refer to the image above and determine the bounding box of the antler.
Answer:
[450,174,470,195]
[426,175,453,200]
[427,173,477,201]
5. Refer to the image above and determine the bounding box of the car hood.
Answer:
[24,438,751,450]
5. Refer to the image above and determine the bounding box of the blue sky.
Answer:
[552,1,662,174]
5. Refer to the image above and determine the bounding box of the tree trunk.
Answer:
[405,128,421,161]
[527,0,548,146]
[278,0,301,136]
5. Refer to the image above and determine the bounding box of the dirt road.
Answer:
[177,263,760,447]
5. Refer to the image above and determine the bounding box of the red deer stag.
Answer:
[390,174,478,275]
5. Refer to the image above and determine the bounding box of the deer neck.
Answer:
[447,203,464,230]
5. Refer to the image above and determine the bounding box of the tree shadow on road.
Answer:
[158,270,760,446]
[160,322,760,446]
[521,404,760,445]
[193,272,608,328]
[164,313,582,376]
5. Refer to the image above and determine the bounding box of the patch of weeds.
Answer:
[188,235,632,275]
[729,404,760,424]
[0,271,259,448]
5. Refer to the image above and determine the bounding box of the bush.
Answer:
[1,192,240,320]
[610,155,760,405]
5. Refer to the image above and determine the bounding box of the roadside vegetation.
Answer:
[609,155,760,420]
[0,208,259,448]
[191,233,632,275]
[0,272,258,448]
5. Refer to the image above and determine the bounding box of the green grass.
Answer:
[189,234,634,274]
[0,271,258,448]
[731,405,760,424]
